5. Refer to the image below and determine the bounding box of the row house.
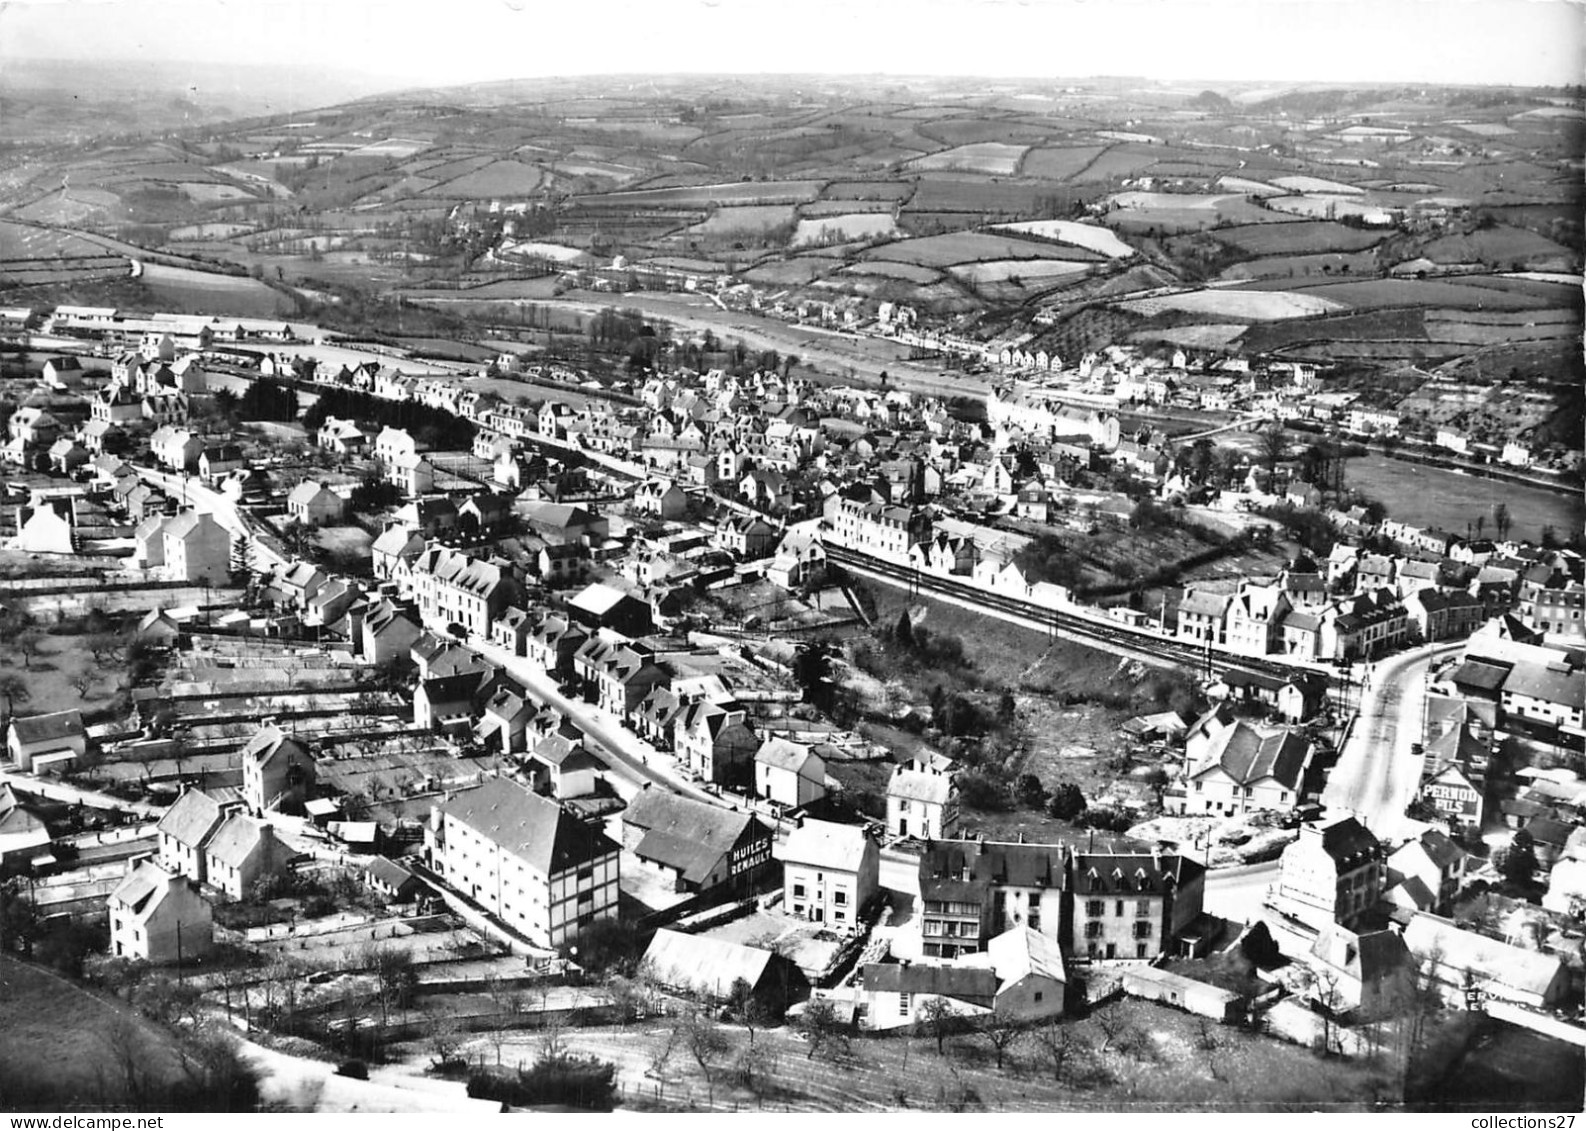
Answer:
[408,545,521,637]
[573,637,670,722]
[522,611,588,676]
[672,696,758,787]
[823,492,932,564]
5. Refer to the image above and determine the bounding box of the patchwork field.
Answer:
[580,180,824,207]
[837,260,943,283]
[685,204,798,235]
[1263,196,1394,224]
[136,261,298,316]
[429,159,545,198]
[1270,174,1363,194]
[1244,275,1553,311]
[1019,145,1107,179]
[949,258,1093,284]
[791,212,897,246]
[1205,220,1387,255]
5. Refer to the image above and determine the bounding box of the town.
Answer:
[0,281,1581,1112]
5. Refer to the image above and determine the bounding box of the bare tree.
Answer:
[1034,1019,1089,1085]
[980,1005,1026,1070]
[915,996,961,1056]
[646,1022,681,1100]
[681,1011,730,1108]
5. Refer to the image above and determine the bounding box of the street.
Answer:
[1202,859,1279,925]
[1320,642,1465,839]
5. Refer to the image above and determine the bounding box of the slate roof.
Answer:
[860,963,998,1002]
[623,789,765,885]
[888,767,955,805]
[1196,722,1312,790]
[206,813,274,869]
[157,789,226,850]
[643,929,780,996]
[8,709,85,748]
[781,818,873,872]
[439,778,616,875]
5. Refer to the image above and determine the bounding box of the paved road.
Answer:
[1320,642,1464,839]
[466,636,717,805]
[1202,860,1279,925]
[0,767,162,817]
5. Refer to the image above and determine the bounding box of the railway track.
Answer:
[826,545,1328,685]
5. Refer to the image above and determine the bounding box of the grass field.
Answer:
[837,260,944,283]
[1205,220,1387,256]
[1263,196,1394,224]
[1019,146,1107,180]
[993,220,1135,258]
[579,181,823,208]
[920,118,1056,147]
[949,258,1093,284]
[1419,224,1574,267]
[800,199,896,216]
[901,178,1062,214]
[1248,276,1549,311]
[686,204,798,235]
[821,181,917,202]
[0,219,113,259]
[136,261,297,317]
[742,258,837,285]
[865,231,1093,269]
[1270,174,1363,194]
[1217,250,1382,281]
[1080,146,1173,181]
[476,996,1396,1112]
[429,159,544,198]
[791,213,898,246]
[1129,323,1250,348]
[1119,288,1348,320]
[2,626,134,715]
[0,956,190,1110]
[1216,176,1287,196]
[910,143,1029,175]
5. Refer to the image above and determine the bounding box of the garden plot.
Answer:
[992,219,1135,258]
[1119,288,1348,320]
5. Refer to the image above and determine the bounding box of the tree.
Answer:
[681,1012,729,1107]
[726,977,768,1042]
[797,996,847,1061]
[15,629,42,670]
[915,996,962,1055]
[893,609,915,650]
[980,1005,1026,1069]
[1034,1020,1089,1084]
[1493,502,1512,541]
[1015,773,1048,810]
[1143,766,1171,808]
[0,674,30,731]
[1046,781,1087,820]
[1498,829,1538,886]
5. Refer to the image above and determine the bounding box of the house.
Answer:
[766,523,827,590]
[538,543,591,588]
[426,777,619,949]
[6,709,87,773]
[780,818,879,931]
[198,444,245,482]
[364,856,422,903]
[672,697,758,787]
[1403,588,1486,643]
[360,600,422,667]
[1500,660,1585,735]
[239,724,316,814]
[523,730,603,799]
[414,669,498,731]
[857,963,997,1031]
[1067,850,1208,962]
[520,500,608,546]
[754,737,827,809]
[621,787,773,895]
[287,481,346,526]
[1224,582,1291,657]
[886,764,960,840]
[642,929,808,1013]
[156,789,234,884]
[573,637,669,722]
[568,582,653,638]
[1386,829,1466,916]
[149,426,203,472]
[1273,816,1384,931]
[1180,723,1314,817]
[715,514,780,559]
[1306,924,1413,1019]
[388,452,435,497]
[157,511,232,585]
[371,526,427,581]
[1401,911,1570,1010]
[975,926,1068,1020]
[108,861,214,965]
[203,813,292,900]
[634,479,689,520]
[0,786,51,871]
[474,686,535,755]
[524,613,587,678]
[1176,588,1231,648]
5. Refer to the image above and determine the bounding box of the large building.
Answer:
[1273,817,1384,931]
[427,778,619,949]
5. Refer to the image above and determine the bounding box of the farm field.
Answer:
[1216,176,1285,196]
[168,221,257,241]
[864,231,1097,269]
[685,204,798,235]
[993,220,1135,258]
[908,142,1028,175]
[838,260,944,283]
[579,181,824,207]
[1217,250,1382,281]
[949,258,1092,284]
[136,261,298,316]
[1118,288,1348,319]
[0,219,114,259]
[900,177,1062,215]
[1420,224,1577,267]
[1018,145,1107,179]
[1347,453,1584,539]
[791,213,898,246]
[1270,174,1363,194]
[1244,275,1552,311]
[1129,323,1250,348]
[177,182,255,202]
[1204,220,1387,256]
[742,258,837,285]
[428,159,545,198]
[800,199,896,216]
[1263,196,1394,224]
[820,180,917,201]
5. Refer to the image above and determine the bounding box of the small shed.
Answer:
[1122,966,1243,1022]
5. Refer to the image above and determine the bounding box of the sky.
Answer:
[1,0,1581,90]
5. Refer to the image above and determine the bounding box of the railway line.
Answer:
[826,544,1329,685]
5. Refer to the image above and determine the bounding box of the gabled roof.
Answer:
[157,789,226,850]
[438,778,616,875]
[206,813,275,869]
[643,929,783,996]
[8,709,85,748]
[986,925,1066,986]
[888,766,955,805]
[623,788,765,884]
[781,818,872,872]
[860,963,997,1001]
[755,736,822,777]
[1196,723,1312,790]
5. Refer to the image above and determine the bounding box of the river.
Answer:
[1346,453,1584,541]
